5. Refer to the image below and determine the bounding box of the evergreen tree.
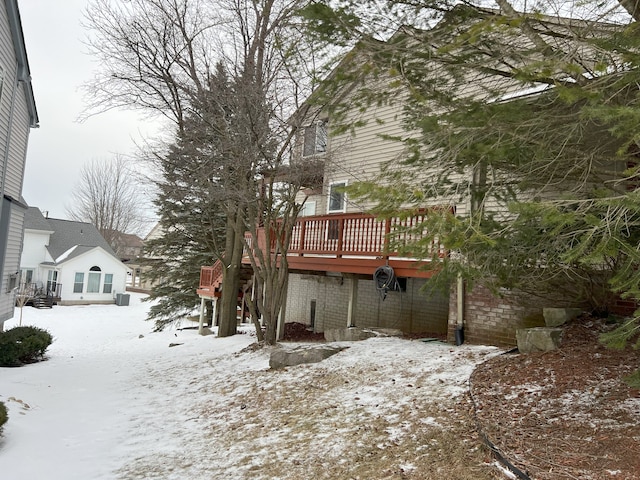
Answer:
[142,89,228,330]
[301,0,640,383]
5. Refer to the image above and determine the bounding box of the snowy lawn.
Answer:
[1,293,502,479]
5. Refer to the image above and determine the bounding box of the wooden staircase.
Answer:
[197,260,253,298]
[32,295,54,309]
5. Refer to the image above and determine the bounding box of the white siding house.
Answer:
[20,207,130,306]
[0,0,38,330]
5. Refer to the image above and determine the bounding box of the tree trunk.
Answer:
[218,210,245,337]
[218,263,240,337]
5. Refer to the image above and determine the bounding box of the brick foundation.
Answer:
[448,283,597,347]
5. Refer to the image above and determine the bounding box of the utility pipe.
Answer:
[455,273,465,345]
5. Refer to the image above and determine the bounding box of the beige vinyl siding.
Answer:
[323,99,407,213]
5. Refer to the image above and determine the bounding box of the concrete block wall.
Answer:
[286,273,449,334]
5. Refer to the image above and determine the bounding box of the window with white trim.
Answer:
[103,274,113,294]
[303,121,327,157]
[20,269,33,286]
[47,270,58,292]
[73,272,84,293]
[299,201,316,217]
[87,266,101,293]
[328,181,347,213]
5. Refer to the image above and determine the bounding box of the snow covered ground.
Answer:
[1,293,501,479]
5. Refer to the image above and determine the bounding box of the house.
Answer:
[0,0,39,331]
[125,222,163,292]
[108,230,144,263]
[20,207,130,306]
[107,229,147,291]
[198,9,628,346]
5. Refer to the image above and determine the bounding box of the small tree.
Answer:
[14,282,35,326]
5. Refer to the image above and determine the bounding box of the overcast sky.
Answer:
[19,0,161,225]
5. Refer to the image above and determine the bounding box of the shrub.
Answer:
[0,326,53,367]
[0,401,7,434]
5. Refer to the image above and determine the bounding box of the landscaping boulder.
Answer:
[323,327,403,342]
[516,327,563,353]
[269,345,348,369]
[543,308,583,327]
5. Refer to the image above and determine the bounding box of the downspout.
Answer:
[455,273,465,345]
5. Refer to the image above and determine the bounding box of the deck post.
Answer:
[198,297,206,335]
[347,276,358,327]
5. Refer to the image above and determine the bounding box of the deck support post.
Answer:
[347,276,358,327]
[198,297,206,335]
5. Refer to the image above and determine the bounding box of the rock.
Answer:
[543,308,583,327]
[168,342,183,348]
[516,327,563,353]
[199,327,214,336]
[269,345,348,369]
[323,327,403,342]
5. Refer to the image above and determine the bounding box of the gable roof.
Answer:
[24,206,53,232]
[23,207,120,263]
[54,245,120,266]
[107,230,144,249]
[46,218,118,261]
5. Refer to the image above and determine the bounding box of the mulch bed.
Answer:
[470,317,640,480]
[281,322,325,342]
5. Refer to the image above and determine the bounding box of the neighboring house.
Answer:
[107,229,147,290]
[0,0,38,331]
[197,11,624,346]
[108,230,144,263]
[126,221,163,292]
[20,207,129,306]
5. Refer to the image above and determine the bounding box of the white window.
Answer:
[299,201,316,217]
[328,181,347,213]
[103,274,113,294]
[20,269,34,286]
[47,270,58,291]
[88,266,102,293]
[73,272,84,293]
[303,121,327,157]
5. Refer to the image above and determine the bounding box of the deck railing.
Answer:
[198,260,224,295]
[199,209,447,291]
[287,210,444,259]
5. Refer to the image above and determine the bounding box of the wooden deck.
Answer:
[198,211,444,294]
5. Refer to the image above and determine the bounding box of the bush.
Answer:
[0,401,7,434]
[0,326,53,367]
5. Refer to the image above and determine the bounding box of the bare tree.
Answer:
[83,0,324,341]
[67,155,145,249]
[14,283,35,326]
